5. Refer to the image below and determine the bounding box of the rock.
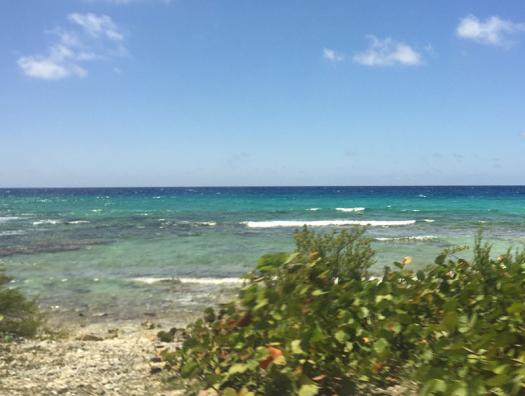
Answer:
[141,320,157,330]
[76,334,104,341]
[150,366,163,375]
[149,356,162,363]
[143,312,157,317]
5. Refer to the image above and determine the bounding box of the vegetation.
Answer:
[161,227,525,395]
[0,269,41,339]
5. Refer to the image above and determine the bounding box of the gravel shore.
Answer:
[0,318,182,396]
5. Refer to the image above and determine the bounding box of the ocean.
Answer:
[1,186,524,319]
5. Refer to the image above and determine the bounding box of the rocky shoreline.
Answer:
[0,316,184,396]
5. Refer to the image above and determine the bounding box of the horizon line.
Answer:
[1,184,525,189]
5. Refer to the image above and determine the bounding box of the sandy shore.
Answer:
[0,317,183,396]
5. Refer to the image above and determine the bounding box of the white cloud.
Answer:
[68,13,124,41]
[323,48,344,62]
[18,13,126,80]
[353,36,422,66]
[456,15,525,46]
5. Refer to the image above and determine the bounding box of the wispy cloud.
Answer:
[17,13,126,80]
[521,131,525,139]
[456,15,525,47]
[68,13,124,41]
[353,36,422,67]
[323,48,344,62]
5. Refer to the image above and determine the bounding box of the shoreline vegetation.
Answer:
[1,227,525,395]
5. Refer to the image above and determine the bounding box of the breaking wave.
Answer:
[0,216,20,223]
[375,235,437,242]
[241,220,416,228]
[33,219,61,226]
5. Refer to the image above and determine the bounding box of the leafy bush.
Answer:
[162,227,525,395]
[0,270,41,339]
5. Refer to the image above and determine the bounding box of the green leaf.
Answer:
[291,339,305,354]
[298,384,319,396]
[486,374,510,387]
[254,297,268,310]
[435,253,447,266]
[222,388,238,396]
[421,379,447,395]
[442,311,459,332]
[228,363,248,375]
[373,338,389,355]
[335,330,346,343]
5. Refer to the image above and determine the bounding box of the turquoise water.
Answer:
[1,187,524,319]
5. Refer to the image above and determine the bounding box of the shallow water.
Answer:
[1,186,524,318]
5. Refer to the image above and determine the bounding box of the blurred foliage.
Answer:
[162,227,525,395]
[0,269,41,339]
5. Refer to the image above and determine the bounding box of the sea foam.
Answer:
[241,220,416,228]
[335,207,365,212]
[0,230,26,236]
[33,219,61,226]
[0,216,20,223]
[375,235,436,242]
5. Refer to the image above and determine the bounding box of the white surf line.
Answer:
[241,220,416,228]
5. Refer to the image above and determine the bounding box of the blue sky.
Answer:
[1,0,524,187]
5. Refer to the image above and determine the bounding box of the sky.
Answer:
[1,0,524,187]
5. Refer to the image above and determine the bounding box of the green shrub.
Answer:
[162,227,525,395]
[0,270,41,339]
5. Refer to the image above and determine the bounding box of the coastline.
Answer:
[0,315,181,395]
[1,284,238,396]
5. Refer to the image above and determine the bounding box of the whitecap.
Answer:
[66,220,90,225]
[423,219,435,223]
[33,219,61,226]
[336,207,365,212]
[306,208,320,211]
[375,235,436,242]
[195,221,217,226]
[418,194,427,198]
[241,220,416,228]
[0,216,20,223]
[0,230,26,236]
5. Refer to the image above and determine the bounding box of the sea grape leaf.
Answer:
[298,384,319,396]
